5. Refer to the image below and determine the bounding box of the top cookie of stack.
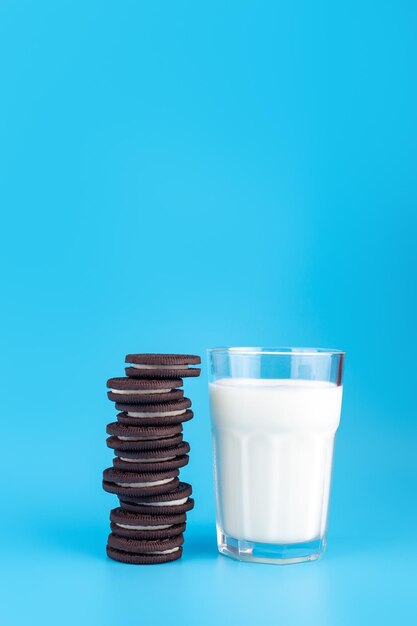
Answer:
[124,354,201,379]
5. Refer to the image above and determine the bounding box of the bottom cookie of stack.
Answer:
[107,533,184,565]
[107,483,194,564]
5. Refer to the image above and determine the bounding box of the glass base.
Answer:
[217,529,326,564]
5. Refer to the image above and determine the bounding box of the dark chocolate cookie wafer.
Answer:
[110,507,187,528]
[103,467,179,497]
[106,420,187,439]
[110,520,186,540]
[108,532,184,554]
[107,377,184,404]
[126,354,201,366]
[106,422,182,438]
[119,482,194,515]
[113,441,190,461]
[108,377,183,391]
[107,544,183,565]
[125,353,201,379]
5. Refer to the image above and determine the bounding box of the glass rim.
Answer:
[207,346,345,357]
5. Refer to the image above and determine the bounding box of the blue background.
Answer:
[1,1,416,624]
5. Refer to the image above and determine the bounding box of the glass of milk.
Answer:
[208,347,345,564]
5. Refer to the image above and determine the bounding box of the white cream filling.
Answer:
[127,409,186,418]
[140,497,188,507]
[120,455,176,462]
[116,523,172,530]
[130,364,189,370]
[115,477,174,488]
[110,388,171,395]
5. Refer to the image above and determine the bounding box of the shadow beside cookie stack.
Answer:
[103,353,201,564]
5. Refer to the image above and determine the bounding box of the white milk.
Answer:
[209,378,343,544]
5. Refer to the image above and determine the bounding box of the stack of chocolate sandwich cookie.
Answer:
[103,353,201,564]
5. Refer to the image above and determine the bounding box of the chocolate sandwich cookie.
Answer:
[107,545,183,565]
[107,377,184,405]
[113,441,190,472]
[119,482,194,515]
[108,532,184,554]
[116,409,193,427]
[107,433,184,451]
[106,533,184,564]
[114,398,192,422]
[106,421,186,440]
[113,440,190,460]
[113,453,189,472]
[106,422,182,439]
[110,520,185,540]
[106,423,183,451]
[125,353,201,379]
[110,507,186,540]
[111,507,187,528]
[102,467,179,497]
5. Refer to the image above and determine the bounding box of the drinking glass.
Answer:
[208,347,345,564]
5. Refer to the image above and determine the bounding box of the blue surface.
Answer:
[1,1,416,624]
